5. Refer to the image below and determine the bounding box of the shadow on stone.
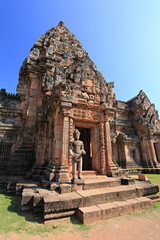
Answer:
[70,215,82,225]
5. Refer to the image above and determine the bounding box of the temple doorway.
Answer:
[77,127,92,170]
[154,143,160,162]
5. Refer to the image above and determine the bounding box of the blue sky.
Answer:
[0,0,160,112]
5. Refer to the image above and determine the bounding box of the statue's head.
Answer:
[74,129,80,140]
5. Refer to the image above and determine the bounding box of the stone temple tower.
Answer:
[1,21,160,180]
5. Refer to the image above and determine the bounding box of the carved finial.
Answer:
[58,21,65,27]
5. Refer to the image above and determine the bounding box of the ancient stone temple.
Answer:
[1,21,160,180]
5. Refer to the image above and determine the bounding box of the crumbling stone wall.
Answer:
[0,89,22,175]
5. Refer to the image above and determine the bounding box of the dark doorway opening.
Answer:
[154,143,158,162]
[77,127,92,170]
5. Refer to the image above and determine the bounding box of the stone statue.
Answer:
[69,129,86,180]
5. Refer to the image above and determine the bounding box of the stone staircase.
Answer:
[126,161,141,169]
[77,197,153,224]
[0,175,159,224]
[20,176,159,224]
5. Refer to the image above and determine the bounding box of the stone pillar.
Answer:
[43,114,57,181]
[46,118,52,163]
[99,122,106,174]
[141,137,153,167]
[149,139,157,166]
[124,142,129,167]
[104,110,117,175]
[140,138,147,167]
[23,73,40,144]
[55,109,70,182]
[104,116,117,176]
[146,139,153,167]
[69,118,74,174]
[37,122,47,164]
[62,116,69,165]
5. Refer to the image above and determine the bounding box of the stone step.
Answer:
[43,182,159,221]
[49,177,122,193]
[82,177,121,190]
[75,170,97,177]
[77,197,153,224]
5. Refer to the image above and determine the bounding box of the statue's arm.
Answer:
[69,141,74,157]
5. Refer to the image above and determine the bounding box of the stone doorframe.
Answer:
[54,106,117,181]
[69,121,100,174]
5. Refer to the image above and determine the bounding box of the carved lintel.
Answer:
[70,108,104,122]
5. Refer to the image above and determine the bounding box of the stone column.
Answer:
[146,139,153,167]
[23,73,39,144]
[104,112,117,176]
[46,118,52,163]
[99,122,106,174]
[124,142,129,167]
[62,115,69,165]
[141,137,153,167]
[55,108,70,182]
[140,138,147,167]
[69,118,74,174]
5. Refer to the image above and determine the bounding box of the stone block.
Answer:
[113,201,133,216]
[136,197,153,210]
[135,186,144,197]
[21,190,34,205]
[50,182,60,191]
[59,184,71,194]
[126,199,142,212]
[121,177,135,185]
[77,206,101,224]
[143,184,159,196]
[116,188,137,200]
[44,210,75,220]
[109,179,121,187]
[44,192,83,213]
[138,174,150,182]
[58,192,83,211]
[71,179,85,185]
[97,203,119,219]
[21,189,34,211]
[33,192,43,207]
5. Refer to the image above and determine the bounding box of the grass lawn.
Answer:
[0,189,68,236]
[0,174,160,238]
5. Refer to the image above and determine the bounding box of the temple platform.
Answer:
[0,175,159,224]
